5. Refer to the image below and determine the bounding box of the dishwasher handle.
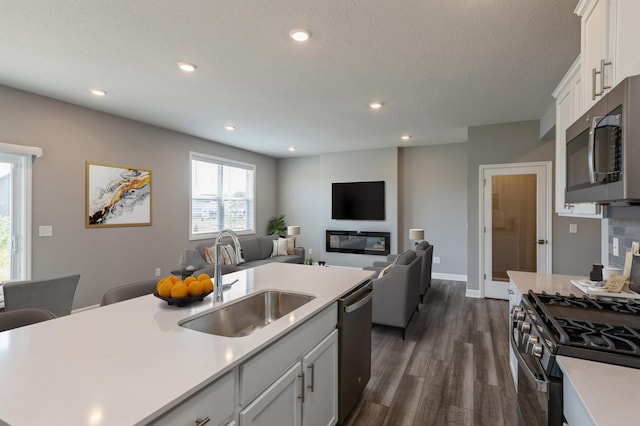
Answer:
[343,287,373,313]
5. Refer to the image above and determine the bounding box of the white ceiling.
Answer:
[0,1,580,158]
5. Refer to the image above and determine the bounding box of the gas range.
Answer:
[513,291,640,377]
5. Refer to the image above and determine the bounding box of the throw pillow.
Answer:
[219,245,236,265]
[271,239,289,257]
[280,237,296,255]
[378,264,393,279]
[204,245,226,265]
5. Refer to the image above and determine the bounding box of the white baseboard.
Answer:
[465,288,482,298]
[72,303,99,314]
[432,272,467,282]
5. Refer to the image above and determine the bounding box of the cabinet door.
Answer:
[614,0,640,81]
[507,282,522,389]
[302,330,338,426]
[581,0,616,110]
[239,362,302,426]
[151,371,235,426]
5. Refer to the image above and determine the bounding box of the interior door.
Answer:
[481,162,552,299]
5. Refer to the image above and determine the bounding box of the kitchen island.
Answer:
[0,263,374,425]
[508,271,640,426]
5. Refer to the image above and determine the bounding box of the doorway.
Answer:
[480,162,552,299]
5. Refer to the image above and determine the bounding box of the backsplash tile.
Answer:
[608,218,640,268]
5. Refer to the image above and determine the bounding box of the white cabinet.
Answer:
[151,371,235,426]
[614,1,640,81]
[240,363,303,426]
[240,330,339,426]
[552,57,601,218]
[302,330,338,426]
[576,0,640,111]
[577,0,617,110]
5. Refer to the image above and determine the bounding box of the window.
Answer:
[0,143,41,282]
[190,152,255,239]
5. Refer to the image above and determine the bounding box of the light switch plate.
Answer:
[613,237,619,256]
[39,225,53,237]
[569,223,577,234]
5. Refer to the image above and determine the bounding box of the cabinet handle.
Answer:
[307,363,315,392]
[195,417,210,426]
[592,67,600,100]
[600,59,612,93]
[298,372,305,403]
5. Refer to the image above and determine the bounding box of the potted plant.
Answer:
[268,214,287,237]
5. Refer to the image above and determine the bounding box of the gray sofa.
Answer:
[364,249,422,339]
[186,234,305,276]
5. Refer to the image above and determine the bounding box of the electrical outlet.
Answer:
[155,267,161,277]
[433,256,441,264]
[308,248,312,255]
[569,223,577,234]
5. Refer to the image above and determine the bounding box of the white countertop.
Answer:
[508,271,640,426]
[507,270,587,296]
[557,356,640,426]
[0,263,374,426]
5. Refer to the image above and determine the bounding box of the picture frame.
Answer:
[85,161,152,228]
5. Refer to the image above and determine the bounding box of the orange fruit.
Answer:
[169,275,179,283]
[197,273,211,282]
[156,278,165,293]
[188,280,204,297]
[184,276,197,286]
[171,283,189,298]
[201,278,213,294]
[157,280,173,298]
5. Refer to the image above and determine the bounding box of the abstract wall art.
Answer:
[86,162,152,228]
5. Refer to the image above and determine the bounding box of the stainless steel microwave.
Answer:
[566,74,640,205]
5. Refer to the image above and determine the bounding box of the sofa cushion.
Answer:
[259,235,278,259]
[395,250,416,265]
[280,237,296,255]
[238,237,261,262]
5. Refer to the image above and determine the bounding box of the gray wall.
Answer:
[467,120,601,292]
[399,143,468,276]
[0,84,278,308]
[278,144,469,275]
[278,148,399,268]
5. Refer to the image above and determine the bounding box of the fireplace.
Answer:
[326,230,391,256]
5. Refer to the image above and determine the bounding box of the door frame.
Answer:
[478,161,553,299]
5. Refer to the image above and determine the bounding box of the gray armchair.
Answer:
[368,240,434,302]
[3,274,80,317]
[364,250,422,339]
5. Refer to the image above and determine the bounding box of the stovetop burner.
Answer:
[555,318,640,353]
[534,292,640,314]
[521,290,640,370]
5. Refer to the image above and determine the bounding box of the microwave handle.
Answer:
[588,116,600,184]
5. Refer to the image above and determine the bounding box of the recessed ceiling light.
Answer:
[401,134,412,141]
[225,124,236,131]
[288,146,296,152]
[90,89,107,96]
[289,29,311,42]
[369,102,383,110]
[178,62,197,72]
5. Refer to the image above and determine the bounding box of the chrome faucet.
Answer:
[213,228,242,302]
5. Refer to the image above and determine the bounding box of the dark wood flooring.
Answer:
[344,279,517,426]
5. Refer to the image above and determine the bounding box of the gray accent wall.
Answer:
[0,84,278,308]
[278,149,399,268]
[467,120,601,292]
[278,144,468,275]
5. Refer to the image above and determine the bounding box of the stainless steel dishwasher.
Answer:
[337,279,373,424]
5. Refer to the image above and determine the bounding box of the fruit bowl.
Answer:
[153,290,213,307]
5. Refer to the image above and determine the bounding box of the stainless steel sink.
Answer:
[180,290,315,337]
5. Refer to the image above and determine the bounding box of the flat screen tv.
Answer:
[332,181,385,220]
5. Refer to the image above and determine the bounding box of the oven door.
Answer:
[510,334,563,426]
